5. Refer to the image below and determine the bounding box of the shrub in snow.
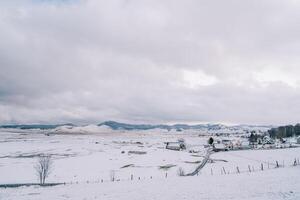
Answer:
[177,167,185,176]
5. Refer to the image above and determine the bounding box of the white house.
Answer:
[213,143,228,152]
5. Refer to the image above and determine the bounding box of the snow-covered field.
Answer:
[0,128,300,200]
[2,167,300,200]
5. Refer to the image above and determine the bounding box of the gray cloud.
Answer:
[0,0,300,125]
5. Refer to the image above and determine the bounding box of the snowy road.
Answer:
[186,148,212,176]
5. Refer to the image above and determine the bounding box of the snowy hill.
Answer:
[97,121,273,133]
[0,121,274,134]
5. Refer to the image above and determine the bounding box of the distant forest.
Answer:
[268,124,300,138]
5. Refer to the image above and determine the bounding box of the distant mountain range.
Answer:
[0,121,273,132]
[98,121,273,132]
[98,121,229,131]
[0,123,74,130]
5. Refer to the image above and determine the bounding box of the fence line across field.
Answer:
[60,157,299,186]
[1,157,298,188]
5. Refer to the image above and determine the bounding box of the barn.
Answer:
[165,141,186,151]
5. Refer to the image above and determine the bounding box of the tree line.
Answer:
[268,124,300,139]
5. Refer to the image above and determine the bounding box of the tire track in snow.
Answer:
[185,148,212,176]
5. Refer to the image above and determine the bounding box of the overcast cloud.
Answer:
[0,0,300,125]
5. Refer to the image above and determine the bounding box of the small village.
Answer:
[165,133,300,152]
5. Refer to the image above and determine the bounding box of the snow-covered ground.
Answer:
[0,128,299,199]
[1,167,300,200]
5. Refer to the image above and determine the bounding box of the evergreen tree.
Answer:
[208,137,214,145]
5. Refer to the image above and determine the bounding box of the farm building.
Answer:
[165,140,186,151]
[233,140,251,150]
[220,139,234,149]
[213,143,228,152]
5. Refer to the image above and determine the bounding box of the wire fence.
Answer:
[1,157,299,188]
[59,157,300,186]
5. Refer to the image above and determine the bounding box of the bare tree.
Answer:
[35,155,53,185]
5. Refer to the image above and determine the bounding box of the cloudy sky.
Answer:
[0,0,300,125]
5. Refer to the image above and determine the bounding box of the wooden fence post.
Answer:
[236,166,240,174]
[222,167,226,175]
[261,163,263,171]
[248,165,251,172]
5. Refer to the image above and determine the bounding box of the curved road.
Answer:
[185,148,212,176]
